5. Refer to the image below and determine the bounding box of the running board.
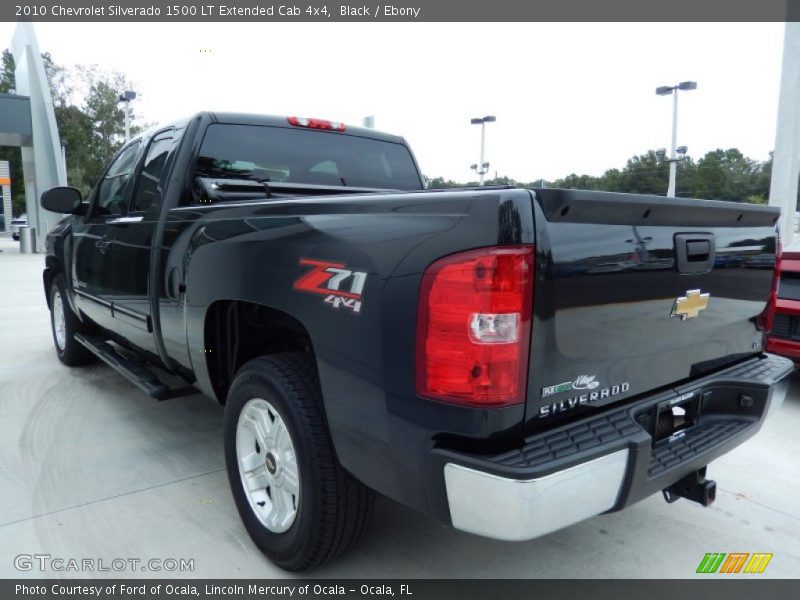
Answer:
[74,333,197,400]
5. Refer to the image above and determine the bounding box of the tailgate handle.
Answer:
[675,233,715,274]
[686,240,710,261]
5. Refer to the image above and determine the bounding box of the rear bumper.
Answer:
[439,353,793,541]
[445,449,629,541]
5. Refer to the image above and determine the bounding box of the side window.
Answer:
[96,141,142,215]
[131,134,175,215]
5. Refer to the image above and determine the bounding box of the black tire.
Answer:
[224,353,375,571]
[49,274,96,366]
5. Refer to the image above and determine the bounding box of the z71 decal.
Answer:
[293,258,368,314]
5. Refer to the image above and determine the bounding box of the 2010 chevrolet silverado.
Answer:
[40,112,793,571]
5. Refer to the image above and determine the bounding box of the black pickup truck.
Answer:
[41,112,793,571]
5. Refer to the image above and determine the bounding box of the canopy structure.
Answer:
[3,22,66,251]
[770,22,800,247]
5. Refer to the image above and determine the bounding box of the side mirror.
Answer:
[41,187,83,214]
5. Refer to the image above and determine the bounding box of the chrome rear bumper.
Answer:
[444,450,628,541]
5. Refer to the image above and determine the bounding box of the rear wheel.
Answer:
[49,274,95,366]
[223,353,374,571]
[236,397,301,534]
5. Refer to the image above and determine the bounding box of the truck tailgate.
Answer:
[527,189,780,428]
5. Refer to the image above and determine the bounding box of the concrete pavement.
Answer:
[1,235,798,579]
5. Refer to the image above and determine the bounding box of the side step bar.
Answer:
[74,333,196,400]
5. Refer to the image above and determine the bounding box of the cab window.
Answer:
[96,141,142,215]
[131,133,175,215]
[193,124,423,191]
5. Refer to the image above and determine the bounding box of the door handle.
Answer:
[95,236,111,254]
[167,267,183,300]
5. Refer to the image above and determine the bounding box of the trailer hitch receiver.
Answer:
[662,467,716,506]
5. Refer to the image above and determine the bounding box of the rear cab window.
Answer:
[192,123,423,192]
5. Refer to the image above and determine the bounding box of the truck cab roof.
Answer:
[130,112,411,167]
[204,112,408,145]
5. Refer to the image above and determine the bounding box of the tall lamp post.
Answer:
[118,90,137,143]
[470,115,496,185]
[656,81,697,197]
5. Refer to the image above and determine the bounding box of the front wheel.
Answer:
[49,274,96,366]
[223,353,374,571]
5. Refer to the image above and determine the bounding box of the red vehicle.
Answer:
[768,245,800,364]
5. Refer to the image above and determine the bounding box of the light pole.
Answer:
[470,115,496,185]
[656,81,697,197]
[118,90,137,143]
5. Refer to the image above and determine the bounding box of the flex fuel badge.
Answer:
[540,375,630,418]
[293,258,367,314]
[542,374,600,399]
[541,381,573,398]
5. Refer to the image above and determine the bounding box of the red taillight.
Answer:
[415,246,534,407]
[760,240,782,333]
[287,116,346,132]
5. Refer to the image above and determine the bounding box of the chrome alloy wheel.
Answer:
[235,398,300,533]
[52,290,66,351]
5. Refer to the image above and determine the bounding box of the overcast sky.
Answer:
[0,22,786,182]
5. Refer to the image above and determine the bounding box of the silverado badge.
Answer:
[671,289,710,320]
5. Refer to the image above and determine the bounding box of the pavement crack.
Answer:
[0,468,225,528]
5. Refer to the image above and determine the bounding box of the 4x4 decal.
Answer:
[293,258,367,314]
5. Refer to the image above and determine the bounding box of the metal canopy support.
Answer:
[10,22,66,251]
[769,22,800,247]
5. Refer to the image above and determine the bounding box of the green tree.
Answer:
[0,49,14,92]
[520,177,550,188]
[41,56,144,195]
[552,172,603,190]
[750,152,773,205]
[483,175,517,186]
[425,176,461,189]
[56,105,98,197]
[683,148,761,202]
[541,148,773,202]
[616,150,670,195]
[41,51,74,107]
[79,65,142,169]
[37,53,96,197]
[429,148,774,202]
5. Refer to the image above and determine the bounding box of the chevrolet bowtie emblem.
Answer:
[671,289,710,320]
